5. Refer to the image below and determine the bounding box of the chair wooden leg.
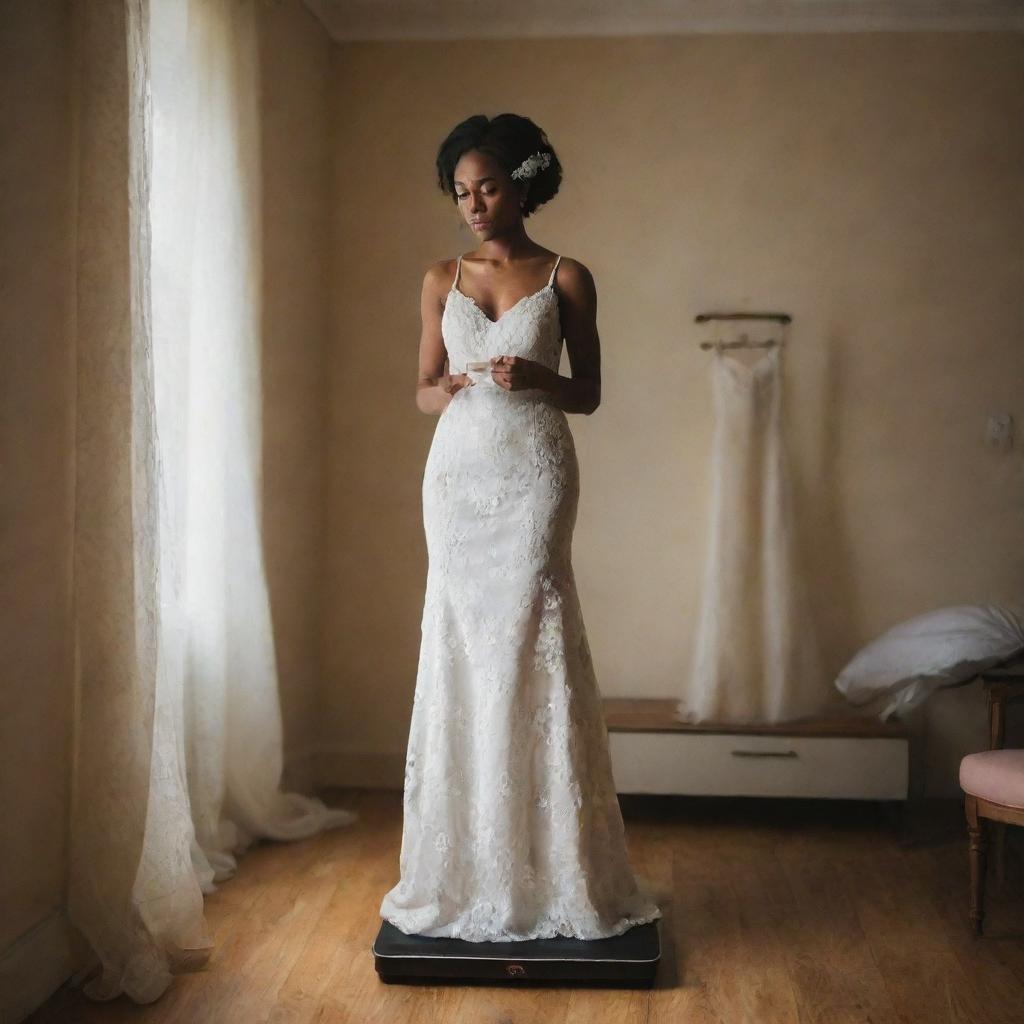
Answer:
[992,821,1007,887]
[965,794,987,935]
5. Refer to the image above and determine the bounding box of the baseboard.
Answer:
[0,908,77,1024]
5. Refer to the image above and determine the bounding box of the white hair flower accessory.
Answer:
[510,150,551,181]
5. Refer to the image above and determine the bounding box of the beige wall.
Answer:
[322,32,1024,796]
[0,0,76,966]
[259,0,334,794]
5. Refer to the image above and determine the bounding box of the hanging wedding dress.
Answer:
[678,344,826,724]
[379,254,662,942]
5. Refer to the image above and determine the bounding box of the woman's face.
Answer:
[452,149,524,237]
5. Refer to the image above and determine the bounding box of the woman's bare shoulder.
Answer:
[422,257,460,297]
[553,255,595,295]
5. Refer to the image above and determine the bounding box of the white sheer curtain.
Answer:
[69,0,355,1004]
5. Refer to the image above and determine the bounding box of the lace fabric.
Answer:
[379,256,662,941]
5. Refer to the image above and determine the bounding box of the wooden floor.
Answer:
[28,789,1024,1024]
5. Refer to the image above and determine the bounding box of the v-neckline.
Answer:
[717,347,779,378]
[450,282,554,326]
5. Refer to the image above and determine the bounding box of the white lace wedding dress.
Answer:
[379,253,662,942]
[677,344,827,724]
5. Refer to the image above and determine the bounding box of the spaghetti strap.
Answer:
[547,254,562,287]
[452,254,463,291]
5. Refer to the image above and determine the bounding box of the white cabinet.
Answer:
[603,699,909,801]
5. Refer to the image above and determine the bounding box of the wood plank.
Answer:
[773,818,901,1023]
[839,825,1010,1024]
[907,832,1024,1002]
[25,791,1024,1024]
[652,807,802,1023]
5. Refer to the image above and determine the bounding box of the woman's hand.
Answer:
[490,355,555,392]
[438,371,474,395]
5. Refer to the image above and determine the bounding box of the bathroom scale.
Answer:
[372,919,660,987]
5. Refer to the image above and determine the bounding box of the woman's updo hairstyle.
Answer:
[435,113,562,218]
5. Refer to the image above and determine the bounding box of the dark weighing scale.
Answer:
[373,919,660,987]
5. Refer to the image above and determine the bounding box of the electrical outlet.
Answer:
[985,412,1014,452]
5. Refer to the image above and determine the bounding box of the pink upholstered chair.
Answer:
[960,749,1024,933]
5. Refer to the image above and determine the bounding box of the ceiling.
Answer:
[302,0,1024,42]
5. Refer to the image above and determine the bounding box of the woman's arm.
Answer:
[539,258,601,415]
[416,261,472,415]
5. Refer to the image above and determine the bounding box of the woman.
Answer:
[379,113,661,942]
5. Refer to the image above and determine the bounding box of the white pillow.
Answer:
[834,604,1024,720]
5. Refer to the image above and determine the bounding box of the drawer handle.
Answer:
[730,749,799,758]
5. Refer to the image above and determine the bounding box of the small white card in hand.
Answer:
[465,360,491,384]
